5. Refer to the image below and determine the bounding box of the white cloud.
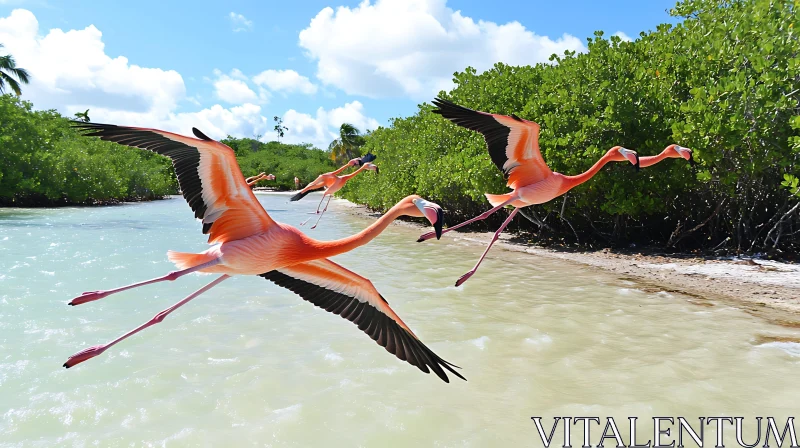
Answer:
[280,101,380,148]
[212,69,262,104]
[612,31,633,42]
[0,9,380,150]
[253,69,318,95]
[298,0,586,99]
[0,9,185,115]
[229,12,253,32]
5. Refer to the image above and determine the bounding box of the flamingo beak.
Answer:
[619,148,639,171]
[414,198,444,240]
[676,146,695,165]
[374,166,380,175]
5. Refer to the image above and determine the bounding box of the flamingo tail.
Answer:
[167,250,218,270]
[485,192,515,208]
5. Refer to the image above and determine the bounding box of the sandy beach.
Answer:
[327,195,800,328]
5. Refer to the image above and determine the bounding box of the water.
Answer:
[1,193,799,447]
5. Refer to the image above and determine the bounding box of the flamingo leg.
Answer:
[454,208,519,287]
[310,197,333,229]
[314,193,327,213]
[68,258,221,306]
[417,195,519,242]
[63,274,230,368]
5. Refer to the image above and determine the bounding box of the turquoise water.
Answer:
[1,193,799,447]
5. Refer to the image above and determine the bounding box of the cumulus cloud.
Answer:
[253,69,318,95]
[0,9,379,149]
[229,12,253,32]
[0,8,185,115]
[298,0,586,99]
[212,68,262,104]
[281,101,380,148]
[612,31,633,42]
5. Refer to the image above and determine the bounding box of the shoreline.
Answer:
[331,196,800,328]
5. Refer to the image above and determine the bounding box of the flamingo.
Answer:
[245,172,276,187]
[64,123,462,383]
[417,97,640,286]
[638,144,694,168]
[294,162,379,229]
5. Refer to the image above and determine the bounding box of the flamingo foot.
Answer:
[69,290,109,306]
[63,345,107,368]
[454,271,475,287]
[417,231,437,242]
[310,224,319,230]
[307,211,320,215]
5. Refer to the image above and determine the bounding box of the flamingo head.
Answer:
[610,146,640,171]
[668,144,695,165]
[408,196,444,240]
[266,174,276,181]
[363,163,379,175]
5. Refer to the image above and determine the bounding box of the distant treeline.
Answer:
[0,94,337,206]
[340,0,800,256]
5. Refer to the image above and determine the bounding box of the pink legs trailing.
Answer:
[417,195,519,242]
[63,274,230,368]
[454,208,519,287]
[310,197,333,229]
[68,258,221,306]
[300,194,330,226]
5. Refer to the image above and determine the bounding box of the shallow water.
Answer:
[1,193,799,447]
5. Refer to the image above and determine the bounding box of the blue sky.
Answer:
[0,0,678,148]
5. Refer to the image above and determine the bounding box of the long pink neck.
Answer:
[340,163,368,181]
[330,162,353,176]
[559,151,617,193]
[311,202,406,259]
[639,149,671,168]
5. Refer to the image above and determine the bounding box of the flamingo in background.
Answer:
[64,123,462,383]
[294,162,379,229]
[418,97,640,286]
[639,144,694,168]
[245,172,276,187]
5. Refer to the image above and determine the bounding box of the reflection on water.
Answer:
[1,193,799,446]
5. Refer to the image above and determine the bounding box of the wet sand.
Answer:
[331,196,800,327]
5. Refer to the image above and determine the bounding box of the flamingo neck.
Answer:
[559,151,616,193]
[313,202,406,258]
[340,164,368,181]
[330,162,353,176]
[638,149,672,168]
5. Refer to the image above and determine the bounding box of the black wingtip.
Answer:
[192,127,212,141]
[434,208,444,240]
[290,190,310,201]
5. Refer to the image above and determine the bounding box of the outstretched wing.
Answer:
[73,123,274,244]
[260,259,465,383]
[432,97,551,189]
[290,175,326,201]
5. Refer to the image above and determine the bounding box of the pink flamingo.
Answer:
[638,144,694,168]
[245,172,276,187]
[418,97,640,286]
[64,123,461,383]
[295,162,379,229]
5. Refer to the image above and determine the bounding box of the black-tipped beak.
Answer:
[434,207,444,240]
[634,153,640,172]
[688,151,696,166]
[375,166,380,175]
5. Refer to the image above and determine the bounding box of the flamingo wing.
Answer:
[73,123,274,244]
[260,258,465,383]
[432,97,551,188]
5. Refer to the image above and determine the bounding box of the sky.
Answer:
[0,0,678,149]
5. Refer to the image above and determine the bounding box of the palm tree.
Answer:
[328,123,366,164]
[0,44,30,96]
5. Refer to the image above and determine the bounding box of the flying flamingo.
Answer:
[418,97,640,286]
[294,162,379,229]
[245,172,276,187]
[64,123,462,383]
[638,144,694,168]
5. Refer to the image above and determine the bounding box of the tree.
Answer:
[328,123,366,164]
[0,44,30,96]
[74,109,90,122]
[273,116,288,141]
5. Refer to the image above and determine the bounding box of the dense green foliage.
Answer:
[0,95,176,205]
[341,0,800,255]
[223,136,337,190]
